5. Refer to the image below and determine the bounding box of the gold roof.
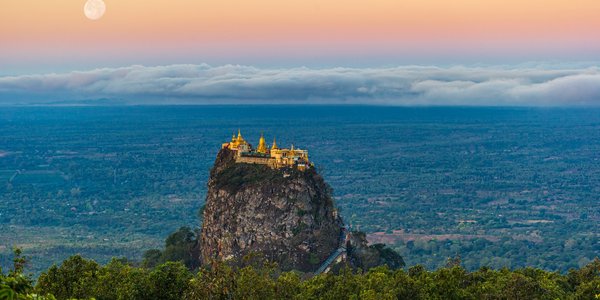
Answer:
[257,132,267,153]
[271,137,279,150]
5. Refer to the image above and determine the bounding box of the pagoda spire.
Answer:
[271,137,279,150]
[237,129,244,142]
[257,132,267,154]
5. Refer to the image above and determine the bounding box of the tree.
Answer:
[142,226,200,270]
[1,248,55,300]
[141,249,163,269]
[95,258,150,300]
[184,260,236,299]
[373,244,406,269]
[147,262,192,300]
[35,255,99,300]
[275,271,302,299]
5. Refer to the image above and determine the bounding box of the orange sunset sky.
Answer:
[2,0,600,73]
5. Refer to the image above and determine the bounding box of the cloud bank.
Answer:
[1,64,599,106]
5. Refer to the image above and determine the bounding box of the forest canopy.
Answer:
[2,248,599,300]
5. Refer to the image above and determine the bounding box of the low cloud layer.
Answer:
[1,64,599,105]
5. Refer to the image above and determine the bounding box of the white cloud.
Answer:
[0,64,599,105]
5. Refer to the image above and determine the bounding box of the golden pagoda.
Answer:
[224,129,251,152]
[222,131,312,171]
[257,133,268,154]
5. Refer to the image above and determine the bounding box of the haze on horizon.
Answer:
[1,0,599,105]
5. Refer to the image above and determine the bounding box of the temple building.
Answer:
[222,130,312,171]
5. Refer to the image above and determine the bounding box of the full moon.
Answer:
[84,0,106,20]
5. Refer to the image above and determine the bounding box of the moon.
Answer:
[84,0,106,20]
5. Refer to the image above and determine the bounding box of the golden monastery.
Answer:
[222,130,312,171]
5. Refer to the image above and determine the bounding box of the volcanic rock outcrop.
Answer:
[200,148,343,272]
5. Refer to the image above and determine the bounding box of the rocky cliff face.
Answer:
[200,148,343,272]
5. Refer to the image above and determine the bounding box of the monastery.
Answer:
[222,130,313,171]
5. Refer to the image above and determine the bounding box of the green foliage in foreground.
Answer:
[10,252,597,300]
[3,246,599,299]
[0,248,55,300]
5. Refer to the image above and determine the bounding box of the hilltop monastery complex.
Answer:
[222,130,313,171]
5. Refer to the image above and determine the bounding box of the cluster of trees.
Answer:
[3,246,599,300]
[393,236,599,272]
[141,226,200,270]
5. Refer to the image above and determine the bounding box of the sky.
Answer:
[1,0,600,105]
